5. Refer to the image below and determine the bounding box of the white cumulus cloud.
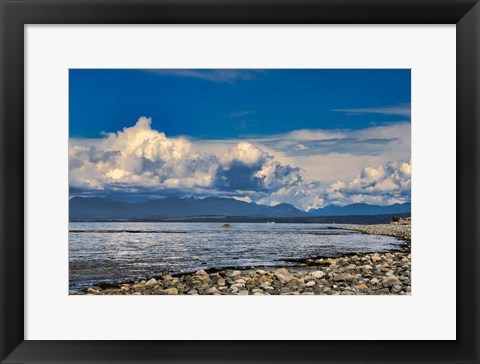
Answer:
[70,117,217,192]
[70,117,301,197]
[256,160,411,210]
[324,160,411,206]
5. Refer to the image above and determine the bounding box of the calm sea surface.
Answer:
[69,222,402,290]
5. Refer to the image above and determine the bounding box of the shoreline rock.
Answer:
[71,222,411,296]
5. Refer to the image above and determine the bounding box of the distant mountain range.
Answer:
[69,197,411,222]
[308,202,411,216]
[69,196,309,221]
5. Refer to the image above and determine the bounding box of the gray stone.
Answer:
[206,287,221,295]
[333,273,355,282]
[217,278,226,286]
[274,268,291,284]
[163,287,179,295]
[145,278,157,287]
[391,285,402,294]
[382,276,401,287]
[310,271,325,279]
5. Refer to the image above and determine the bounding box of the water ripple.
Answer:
[69,222,402,290]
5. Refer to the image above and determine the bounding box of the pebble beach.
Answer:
[71,220,411,296]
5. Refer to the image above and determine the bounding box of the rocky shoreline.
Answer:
[71,221,411,296]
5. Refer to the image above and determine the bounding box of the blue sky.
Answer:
[70,69,410,139]
[69,69,411,209]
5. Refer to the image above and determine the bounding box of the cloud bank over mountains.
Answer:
[69,117,411,210]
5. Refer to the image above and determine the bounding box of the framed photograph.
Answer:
[1,0,478,363]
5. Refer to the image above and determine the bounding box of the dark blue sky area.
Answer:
[69,69,410,139]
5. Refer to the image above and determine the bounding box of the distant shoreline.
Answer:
[69,212,411,224]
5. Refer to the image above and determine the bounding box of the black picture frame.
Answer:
[1,0,479,363]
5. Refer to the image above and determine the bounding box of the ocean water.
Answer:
[69,222,402,290]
